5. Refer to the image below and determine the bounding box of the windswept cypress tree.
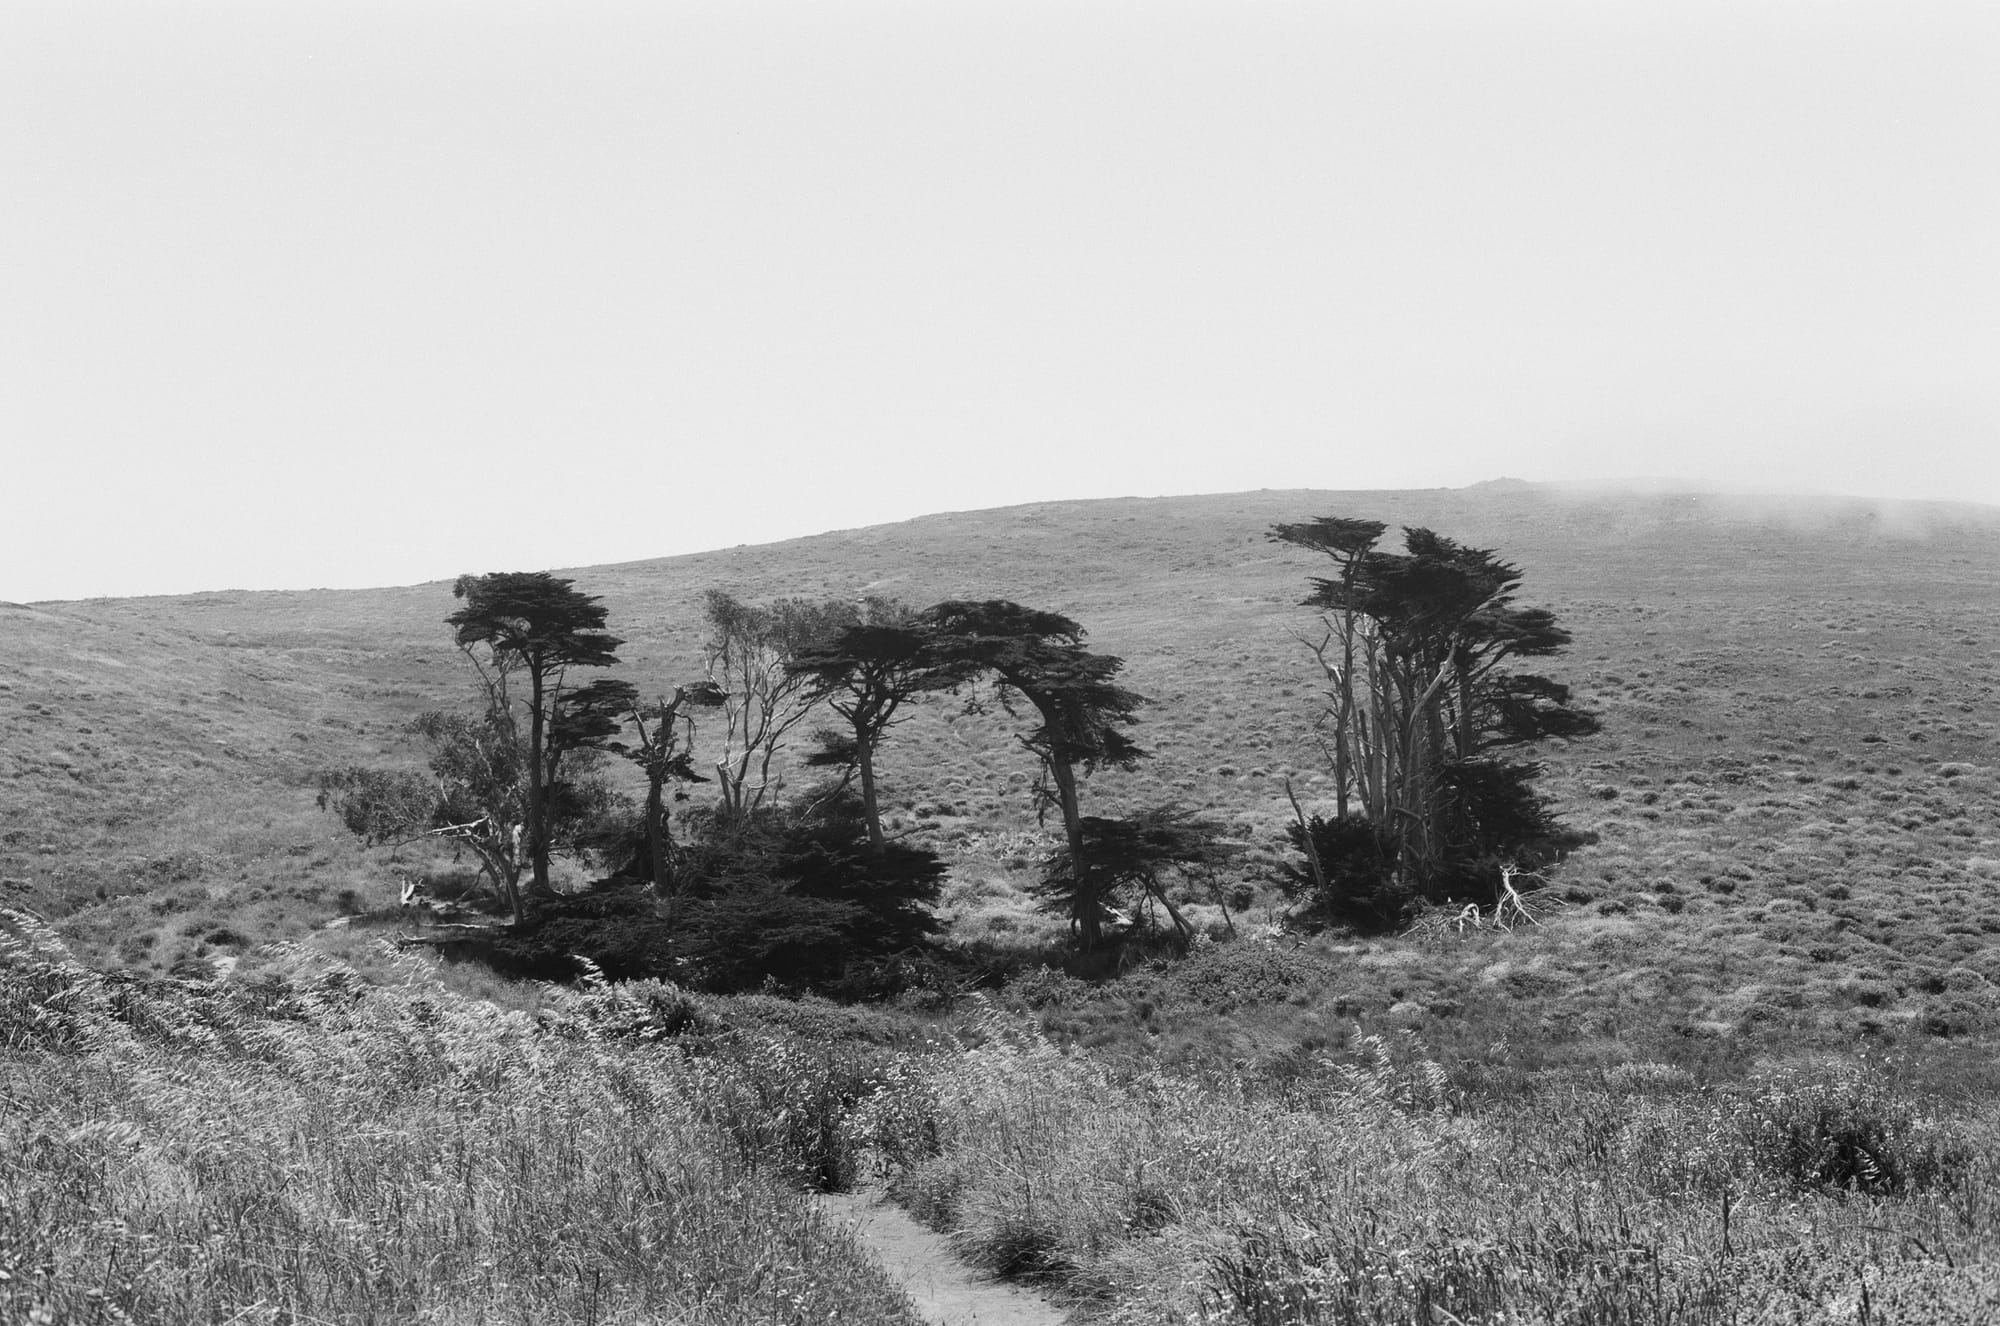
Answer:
[1271,518,1598,924]
[447,572,624,904]
[921,600,1147,947]
[785,599,971,851]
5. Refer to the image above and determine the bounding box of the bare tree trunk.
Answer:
[526,670,550,897]
[1284,776,1327,899]
[644,776,671,897]
[1142,873,1195,944]
[491,823,525,925]
[856,720,886,852]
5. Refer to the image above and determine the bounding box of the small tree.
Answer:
[318,705,529,919]
[605,680,724,899]
[700,591,856,822]
[448,573,623,899]
[1270,518,1597,924]
[785,599,968,850]
[922,599,1147,947]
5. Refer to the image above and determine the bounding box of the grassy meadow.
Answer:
[5,481,2000,1321]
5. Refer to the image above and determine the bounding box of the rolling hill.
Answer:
[4,481,1999,1046]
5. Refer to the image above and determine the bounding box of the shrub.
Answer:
[1155,938,1333,1013]
[670,791,949,993]
[1279,814,1405,930]
[677,882,865,992]
[470,881,680,982]
[1732,1061,1961,1196]
[421,790,950,995]
[721,992,919,1047]
[540,973,713,1042]
[1005,964,1096,1010]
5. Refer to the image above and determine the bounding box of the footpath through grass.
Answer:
[879,1005,2000,1325]
[8,911,2000,1324]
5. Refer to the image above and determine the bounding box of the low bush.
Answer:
[1731,1058,1966,1196]
[539,972,713,1042]
[1153,936,1335,1013]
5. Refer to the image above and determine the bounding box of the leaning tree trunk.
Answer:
[1047,756,1106,949]
[481,822,526,926]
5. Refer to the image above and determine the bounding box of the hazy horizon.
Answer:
[10,475,1997,607]
[7,1,1995,602]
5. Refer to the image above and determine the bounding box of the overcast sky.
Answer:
[4,0,1995,602]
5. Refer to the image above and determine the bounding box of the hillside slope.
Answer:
[4,483,1998,1041]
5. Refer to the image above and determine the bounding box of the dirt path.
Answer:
[817,1190,1072,1326]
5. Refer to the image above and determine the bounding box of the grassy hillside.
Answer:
[8,481,2000,1323]
[4,482,1999,1042]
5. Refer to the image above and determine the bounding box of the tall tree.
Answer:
[1270,518,1598,921]
[700,591,856,822]
[785,599,968,850]
[921,599,1147,947]
[447,573,623,899]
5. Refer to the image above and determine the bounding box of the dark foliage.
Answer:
[454,791,946,993]
[464,883,677,982]
[1281,772,1586,930]
[676,884,867,993]
[786,603,971,848]
[1035,804,1237,947]
[769,797,947,953]
[1279,814,1406,931]
[677,791,945,992]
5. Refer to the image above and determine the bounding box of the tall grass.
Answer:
[0,915,925,1325]
[10,905,1999,1324]
[875,1003,2000,1324]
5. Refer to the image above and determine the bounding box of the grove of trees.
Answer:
[320,517,1597,986]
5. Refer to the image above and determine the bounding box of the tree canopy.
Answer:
[700,591,857,822]
[921,599,1148,946]
[786,599,970,850]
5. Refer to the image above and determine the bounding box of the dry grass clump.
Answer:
[870,1006,2000,1325]
[0,914,926,1325]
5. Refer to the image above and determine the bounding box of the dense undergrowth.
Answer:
[0,913,927,1326]
[13,909,1997,1325]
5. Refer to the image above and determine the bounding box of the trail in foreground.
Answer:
[817,1190,1072,1326]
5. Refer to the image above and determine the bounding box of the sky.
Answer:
[3,0,1995,602]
